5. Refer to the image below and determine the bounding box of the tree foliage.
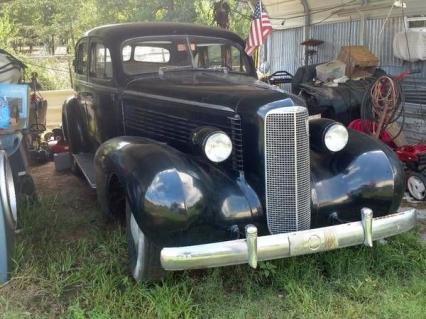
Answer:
[0,0,251,54]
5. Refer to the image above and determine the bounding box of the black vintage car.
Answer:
[63,22,416,282]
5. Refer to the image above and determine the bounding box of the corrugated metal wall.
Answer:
[267,28,304,75]
[310,20,360,64]
[267,16,426,76]
[266,16,426,142]
[364,17,426,76]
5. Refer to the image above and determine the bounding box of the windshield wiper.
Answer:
[203,66,230,73]
[158,65,194,76]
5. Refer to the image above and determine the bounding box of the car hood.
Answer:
[125,71,302,114]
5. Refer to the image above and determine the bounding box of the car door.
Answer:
[86,39,117,147]
[73,38,92,151]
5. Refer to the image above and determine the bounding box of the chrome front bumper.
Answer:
[160,208,417,271]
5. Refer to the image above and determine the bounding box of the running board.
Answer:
[73,153,96,189]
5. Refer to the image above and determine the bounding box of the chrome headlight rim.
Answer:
[203,131,233,163]
[323,123,349,152]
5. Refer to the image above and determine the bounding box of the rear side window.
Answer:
[134,46,171,63]
[75,41,88,75]
[122,45,132,62]
[90,42,112,79]
[121,39,192,75]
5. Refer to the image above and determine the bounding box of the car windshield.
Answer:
[122,35,251,76]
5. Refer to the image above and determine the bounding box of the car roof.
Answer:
[85,22,246,47]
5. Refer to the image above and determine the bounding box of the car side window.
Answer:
[197,43,245,72]
[206,45,222,67]
[121,41,183,75]
[134,46,171,63]
[75,41,88,75]
[231,46,245,73]
[89,42,112,79]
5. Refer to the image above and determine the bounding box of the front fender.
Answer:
[95,136,262,246]
[311,129,404,226]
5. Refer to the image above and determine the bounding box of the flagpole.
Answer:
[258,0,264,69]
[245,0,272,62]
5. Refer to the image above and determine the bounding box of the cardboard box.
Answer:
[337,46,379,78]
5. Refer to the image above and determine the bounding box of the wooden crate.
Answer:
[337,46,379,78]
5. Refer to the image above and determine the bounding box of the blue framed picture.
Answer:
[0,84,30,133]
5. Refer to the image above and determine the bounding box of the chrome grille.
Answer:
[265,106,310,234]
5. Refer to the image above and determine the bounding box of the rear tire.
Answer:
[126,201,165,282]
[70,156,82,177]
[407,171,426,201]
[62,101,89,154]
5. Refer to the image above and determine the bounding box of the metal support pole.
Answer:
[301,0,311,66]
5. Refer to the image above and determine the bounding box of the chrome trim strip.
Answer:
[160,209,417,271]
[78,80,119,93]
[293,110,299,229]
[123,90,235,113]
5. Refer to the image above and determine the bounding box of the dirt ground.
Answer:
[402,194,426,242]
[30,161,96,202]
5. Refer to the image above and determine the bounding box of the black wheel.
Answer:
[70,156,83,177]
[62,101,89,154]
[62,106,83,177]
[407,171,426,201]
[62,111,69,142]
[126,201,165,282]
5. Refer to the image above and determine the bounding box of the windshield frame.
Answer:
[120,35,255,77]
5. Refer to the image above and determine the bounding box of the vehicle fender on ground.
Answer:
[62,96,90,154]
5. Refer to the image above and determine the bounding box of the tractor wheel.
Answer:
[407,171,426,201]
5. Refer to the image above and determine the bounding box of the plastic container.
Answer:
[393,31,426,62]
[316,60,346,82]
[54,152,72,172]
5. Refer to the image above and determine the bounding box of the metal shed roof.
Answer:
[262,0,426,29]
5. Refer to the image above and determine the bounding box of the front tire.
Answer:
[407,171,426,201]
[126,201,165,282]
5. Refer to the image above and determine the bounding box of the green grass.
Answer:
[1,193,425,319]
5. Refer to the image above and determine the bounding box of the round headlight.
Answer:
[204,132,233,163]
[324,124,349,152]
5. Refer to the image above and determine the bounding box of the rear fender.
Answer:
[62,96,90,153]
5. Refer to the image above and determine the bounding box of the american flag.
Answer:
[245,0,272,56]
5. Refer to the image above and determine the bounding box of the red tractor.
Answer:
[395,144,426,201]
[349,119,426,201]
